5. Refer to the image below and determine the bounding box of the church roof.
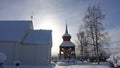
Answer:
[23,30,52,44]
[60,41,75,47]
[0,21,33,42]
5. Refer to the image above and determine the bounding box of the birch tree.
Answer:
[77,25,89,62]
[83,5,106,64]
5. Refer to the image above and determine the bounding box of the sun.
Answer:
[33,14,63,56]
[40,17,55,30]
[33,14,58,30]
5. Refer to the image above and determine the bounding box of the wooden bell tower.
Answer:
[59,24,76,59]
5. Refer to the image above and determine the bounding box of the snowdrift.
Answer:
[107,53,120,67]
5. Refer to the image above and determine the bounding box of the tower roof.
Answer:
[60,24,75,46]
[62,24,71,37]
[60,41,75,47]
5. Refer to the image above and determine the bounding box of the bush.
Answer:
[88,55,106,62]
[89,56,97,62]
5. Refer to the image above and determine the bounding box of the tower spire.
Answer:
[65,24,68,33]
[62,24,71,38]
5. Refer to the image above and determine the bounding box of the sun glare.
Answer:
[40,18,55,29]
[33,14,63,56]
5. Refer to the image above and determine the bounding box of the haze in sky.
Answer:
[0,0,120,55]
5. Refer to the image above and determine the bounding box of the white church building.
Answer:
[0,21,52,65]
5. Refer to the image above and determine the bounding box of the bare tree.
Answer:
[83,5,108,64]
[77,25,89,62]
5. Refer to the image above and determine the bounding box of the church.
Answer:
[0,21,52,65]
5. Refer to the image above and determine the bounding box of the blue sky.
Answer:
[0,0,120,55]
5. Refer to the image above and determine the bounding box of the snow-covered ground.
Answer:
[55,64,110,68]
[2,65,54,68]
[55,62,110,68]
[2,62,110,68]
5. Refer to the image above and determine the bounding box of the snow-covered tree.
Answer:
[77,5,110,64]
[77,25,89,62]
[83,5,109,64]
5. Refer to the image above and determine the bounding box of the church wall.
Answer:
[21,44,50,65]
[0,42,19,65]
[0,42,51,65]
[0,41,52,65]
[48,35,52,63]
[20,44,36,65]
[36,44,49,65]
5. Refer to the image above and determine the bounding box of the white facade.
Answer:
[0,21,52,65]
[21,44,51,65]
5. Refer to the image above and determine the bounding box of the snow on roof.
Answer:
[60,41,75,47]
[23,30,52,44]
[62,33,71,37]
[0,21,32,41]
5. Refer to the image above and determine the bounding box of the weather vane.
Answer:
[31,11,33,20]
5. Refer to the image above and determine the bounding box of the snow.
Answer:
[2,65,54,68]
[60,41,75,46]
[0,52,7,63]
[55,65,110,68]
[55,64,110,68]
[117,60,120,66]
[55,61,110,68]
[23,30,52,44]
[0,21,32,41]
[107,53,120,67]
[2,62,110,68]
[62,33,71,37]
